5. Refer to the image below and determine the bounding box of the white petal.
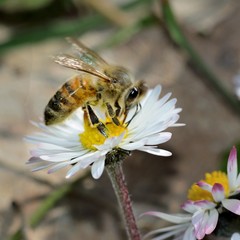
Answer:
[151,229,184,240]
[183,226,195,240]
[228,146,238,190]
[27,156,44,164]
[65,152,101,178]
[91,156,106,179]
[26,135,78,147]
[65,161,84,179]
[72,151,101,168]
[143,223,189,240]
[40,152,84,162]
[143,211,192,224]
[144,132,172,145]
[30,162,55,172]
[121,139,147,151]
[138,147,172,156]
[222,199,240,215]
[48,162,71,174]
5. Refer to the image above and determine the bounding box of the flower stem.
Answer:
[106,161,141,240]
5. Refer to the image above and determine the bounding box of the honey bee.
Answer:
[44,38,147,136]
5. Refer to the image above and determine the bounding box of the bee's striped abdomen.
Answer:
[44,75,97,125]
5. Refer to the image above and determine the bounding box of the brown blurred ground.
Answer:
[1,1,240,239]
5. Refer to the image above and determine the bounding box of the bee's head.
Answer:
[104,66,133,87]
[125,81,147,110]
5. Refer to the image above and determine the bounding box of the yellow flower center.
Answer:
[187,171,229,202]
[79,114,126,150]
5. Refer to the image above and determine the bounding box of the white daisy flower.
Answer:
[143,146,240,240]
[25,85,182,179]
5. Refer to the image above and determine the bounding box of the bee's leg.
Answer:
[106,103,120,126]
[115,101,122,117]
[86,105,108,137]
[125,104,141,126]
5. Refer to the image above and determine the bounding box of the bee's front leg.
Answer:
[124,103,141,126]
[86,105,109,137]
[105,103,120,126]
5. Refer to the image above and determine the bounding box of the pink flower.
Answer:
[143,146,240,240]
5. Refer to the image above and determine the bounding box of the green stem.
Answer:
[161,0,240,116]
[29,183,72,228]
[106,161,141,240]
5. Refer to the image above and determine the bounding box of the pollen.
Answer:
[79,115,126,150]
[187,171,229,202]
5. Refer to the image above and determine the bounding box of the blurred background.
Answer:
[1,0,240,239]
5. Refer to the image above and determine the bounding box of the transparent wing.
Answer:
[53,54,111,81]
[66,37,107,69]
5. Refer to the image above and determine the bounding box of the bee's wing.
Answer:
[66,37,107,69]
[53,54,111,81]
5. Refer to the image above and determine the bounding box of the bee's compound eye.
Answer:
[127,87,139,101]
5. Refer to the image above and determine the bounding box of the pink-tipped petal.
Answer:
[181,200,198,214]
[212,183,225,202]
[228,146,238,190]
[192,210,207,239]
[205,208,218,234]
[197,181,212,192]
[222,199,240,215]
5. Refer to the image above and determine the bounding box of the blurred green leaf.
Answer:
[8,229,24,240]
[0,0,9,5]
[30,182,75,228]
[97,14,157,50]
[0,15,106,54]
[0,0,154,54]
[0,0,51,10]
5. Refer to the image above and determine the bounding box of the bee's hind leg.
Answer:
[86,105,108,137]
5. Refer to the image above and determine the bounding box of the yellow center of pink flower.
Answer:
[79,114,126,150]
[187,171,229,202]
